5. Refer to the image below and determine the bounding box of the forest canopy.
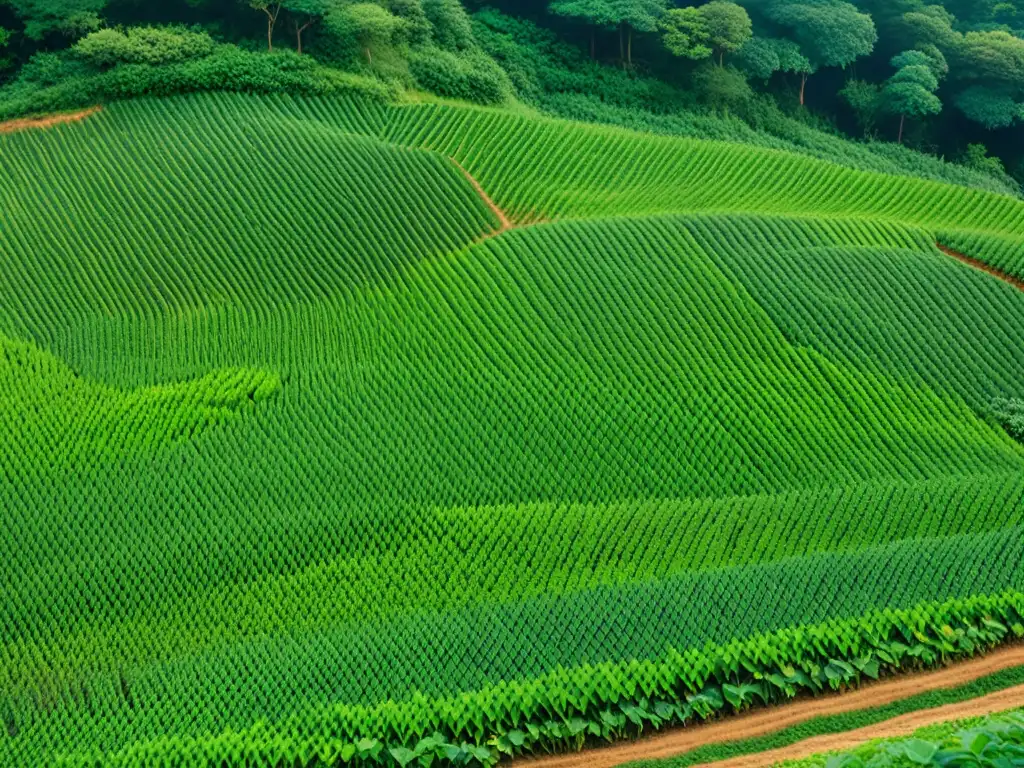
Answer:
[0,0,1020,188]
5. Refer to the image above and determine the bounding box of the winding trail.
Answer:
[518,645,1024,768]
[451,158,514,235]
[0,107,101,135]
[937,243,1024,292]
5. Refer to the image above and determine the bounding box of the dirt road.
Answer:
[695,683,1024,768]
[937,243,1024,292]
[519,644,1024,768]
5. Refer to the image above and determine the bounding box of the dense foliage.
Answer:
[784,710,1024,768]
[1,92,1024,766]
[0,0,1021,191]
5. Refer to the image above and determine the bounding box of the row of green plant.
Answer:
[785,709,1024,768]
[628,665,1024,767]
[678,216,1024,412]
[51,592,1024,767]
[937,230,1024,283]
[383,101,1024,235]
[0,330,279,471]
[6,207,1024,765]
[0,93,497,341]
[4,94,1024,767]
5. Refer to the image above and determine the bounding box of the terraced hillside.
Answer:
[1,93,1024,768]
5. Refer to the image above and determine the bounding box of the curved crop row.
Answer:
[0,95,497,343]
[937,230,1024,283]
[383,103,1024,237]
[2,94,1023,767]
[35,592,1024,767]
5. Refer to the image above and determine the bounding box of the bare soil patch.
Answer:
[518,645,1024,768]
[937,243,1024,292]
[0,107,102,135]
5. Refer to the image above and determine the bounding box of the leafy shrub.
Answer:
[423,0,475,51]
[0,45,393,120]
[819,711,1024,768]
[992,398,1024,442]
[408,47,508,103]
[73,26,216,67]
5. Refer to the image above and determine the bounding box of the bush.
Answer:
[408,47,508,104]
[0,45,394,121]
[692,63,754,111]
[73,26,216,68]
[424,0,475,51]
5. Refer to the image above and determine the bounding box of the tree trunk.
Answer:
[719,49,724,68]
[627,27,633,68]
[263,4,281,52]
[296,20,313,55]
[365,46,373,65]
[590,28,595,61]
[898,114,905,144]
[619,26,625,68]
[799,73,807,106]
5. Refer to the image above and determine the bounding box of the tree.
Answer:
[324,2,405,64]
[954,85,1023,128]
[761,0,877,105]
[701,1,752,66]
[882,49,942,143]
[661,2,750,66]
[390,0,432,46]
[284,0,335,54]
[611,0,667,68]
[6,0,106,40]
[660,7,712,60]
[423,0,474,51]
[734,35,809,81]
[549,0,617,59]
[839,78,884,134]
[949,30,1024,128]
[692,61,754,109]
[244,0,283,52]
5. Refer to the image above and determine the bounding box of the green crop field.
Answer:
[2,92,1024,768]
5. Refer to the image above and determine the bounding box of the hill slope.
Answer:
[1,93,1023,767]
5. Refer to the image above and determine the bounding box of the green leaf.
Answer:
[389,746,417,767]
[963,730,993,755]
[902,739,938,765]
[506,730,526,747]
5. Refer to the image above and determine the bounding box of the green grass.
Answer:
[1,92,1024,767]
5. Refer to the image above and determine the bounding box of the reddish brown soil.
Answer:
[937,243,1024,292]
[0,107,102,135]
[518,645,1024,768]
[695,684,1024,768]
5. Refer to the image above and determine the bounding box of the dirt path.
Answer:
[518,644,1024,768]
[0,107,101,135]
[695,684,1024,768]
[451,158,514,235]
[937,243,1024,292]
